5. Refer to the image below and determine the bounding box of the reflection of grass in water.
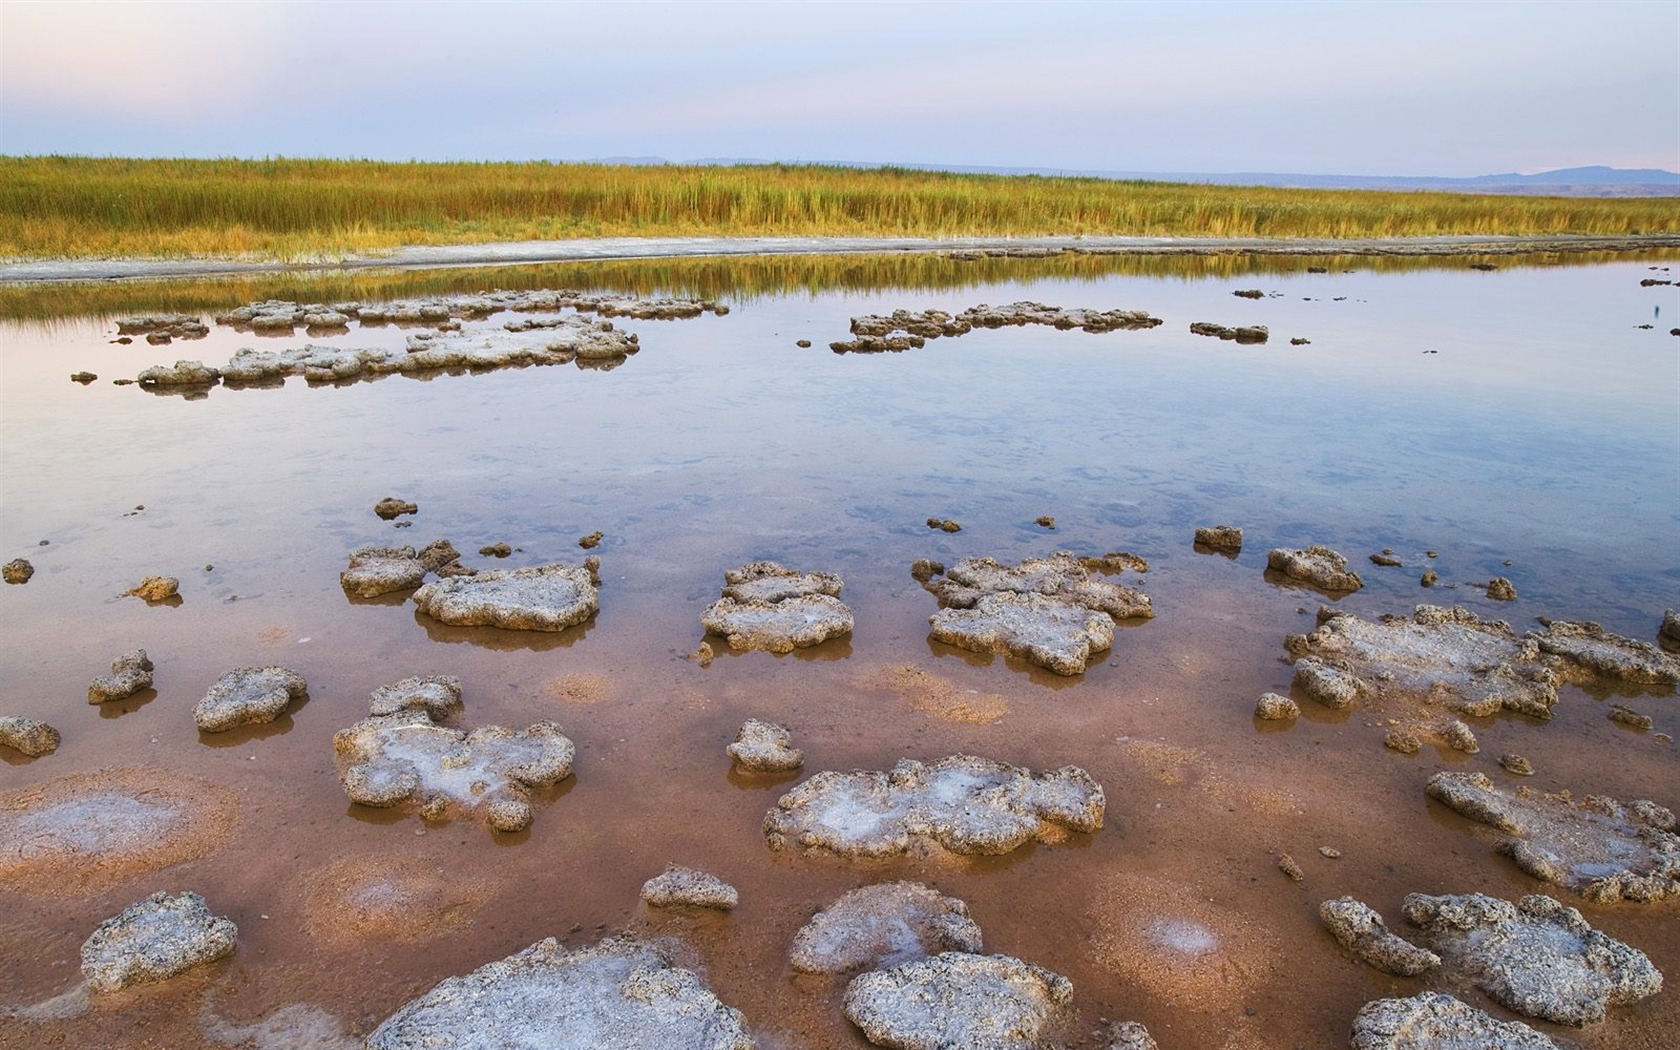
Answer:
[6,157,1678,260]
[4,247,1676,324]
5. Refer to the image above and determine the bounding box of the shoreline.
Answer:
[3,233,1678,285]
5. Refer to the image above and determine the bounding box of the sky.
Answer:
[1,0,1676,177]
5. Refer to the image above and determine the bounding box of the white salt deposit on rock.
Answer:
[81,891,237,992]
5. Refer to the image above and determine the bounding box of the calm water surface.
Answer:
[1,256,1676,1049]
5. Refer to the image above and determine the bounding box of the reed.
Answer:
[3,156,1675,261]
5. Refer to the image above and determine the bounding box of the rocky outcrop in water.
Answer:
[194,666,307,732]
[1266,545,1363,592]
[1350,992,1561,1050]
[727,719,803,772]
[1189,322,1269,343]
[1425,771,1679,901]
[791,882,983,975]
[413,563,598,632]
[1193,525,1243,552]
[369,675,463,719]
[1400,892,1662,1025]
[334,708,575,832]
[341,546,429,597]
[842,952,1072,1050]
[1319,897,1439,976]
[0,715,59,756]
[88,649,154,703]
[126,575,180,602]
[701,562,853,652]
[765,755,1103,857]
[115,315,208,339]
[3,558,34,583]
[81,891,237,993]
[830,302,1161,352]
[136,360,221,388]
[365,936,755,1050]
[640,866,738,910]
[1531,618,1680,684]
[216,291,726,331]
[375,497,417,520]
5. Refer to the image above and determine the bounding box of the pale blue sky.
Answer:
[1,0,1675,175]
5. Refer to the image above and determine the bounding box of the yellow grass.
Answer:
[2,156,1676,261]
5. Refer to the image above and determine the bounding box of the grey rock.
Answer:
[1189,321,1269,343]
[727,719,803,772]
[791,882,983,975]
[1443,721,1479,753]
[831,302,1161,352]
[88,648,154,703]
[1254,693,1299,720]
[1193,525,1243,551]
[1402,892,1662,1025]
[81,891,237,993]
[1291,657,1362,710]
[369,675,463,719]
[1266,545,1363,592]
[0,715,60,756]
[1319,897,1439,976]
[702,562,854,652]
[334,709,575,832]
[340,545,427,598]
[1660,608,1680,644]
[365,936,755,1050]
[842,951,1072,1050]
[135,359,221,387]
[640,866,738,910]
[194,666,307,732]
[1426,771,1679,902]
[115,314,207,338]
[1350,992,1561,1050]
[930,593,1115,676]
[1530,618,1680,684]
[922,551,1153,621]
[413,563,597,632]
[1101,1021,1160,1050]
[765,755,1103,857]
[720,561,843,603]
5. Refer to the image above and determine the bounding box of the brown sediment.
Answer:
[549,673,611,704]
[1089,873,1275,1012]
[0,767,239,896]
[302,853,489,944]
[856,664,1009,725]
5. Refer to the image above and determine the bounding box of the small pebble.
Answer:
[1035,515,1056,529]
[1383,727,1422,754]
[1499,753,1535,776]
[1420,570,1438,587]
[1609,705,1653,730]
[1318,846,1341,859]
[1277,853,1304,881]
[578,530,603,549]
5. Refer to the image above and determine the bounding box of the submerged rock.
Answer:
[1401,891,1662,1025]
[922,552,1153,620]
[88,649,155,703]
[1193,525,1243,551]
[1660,608,1680,646]
[340,545,428,598]
[374,497,418,520]
[1254,693,1299,720]
[194,666,307,732]
[136,359,221,387]
[727,719,803,772]
[413,563,598,632]
[369,674,463,719]
[81,891,237,993]
[842,952,1072,1050]
[3,558,33,584]
[1487,576,1517,601]
[1350,992,1561,1050]
[790,882,983,975]
[640,866,738,910]
[334,709,575,832]
[1266,545,1364,592]
[127,575,180,602]
[365,936,755,1050]
[1425,771,1679,901]
[1318,897,1439,976]
[1189,321,1269,344]
[0,715,60,756]
[116,314,208,338]
[831,302,1161,353]
[1531,618,1680,684]
[764,755,1103,857]
[701,562,853,652]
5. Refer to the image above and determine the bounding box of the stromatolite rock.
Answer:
[1350,992,1561,1050]
[413,563,597,631]
[194,666,307,732]
[1487,577,1517,601]
[1400,892,1661,1025]
[374,497,418,520]
[136,360,221,387]
[1318,897,1439,977]
[334,709,575,833]
[791,882,983,974]
[341,546,427,598]
[701,562,853,652]
[727,719,803,772]
[365,936,755,1050]
[1189,322,1269,343]
[1193,525,1243,551]
[640,866,738,910]
[81,891,237,993]
[842,952,1072,1050]
[127,575,180,602]
[922,552,1153,621]
[1425,771,1679,902]
[0,715,60,756]
[765,754,1103,857]
[88,649,154,703]
[1254,693,1298,720]
[1530,618,1680,684]
[369,674,463,719]
[1266,545,1364,592]
[116,314,208,338]
[2,558,33,584]
[1660,609,1680,646]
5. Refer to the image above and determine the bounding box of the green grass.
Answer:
[2,156,1676,261]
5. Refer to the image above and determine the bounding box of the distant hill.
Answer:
[582,157,1680,197]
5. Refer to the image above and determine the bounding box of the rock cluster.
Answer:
[919,552,1150,675]
[640,866,738,910]
[81,891,237,993]
[88,649,154,703]
[765,754,1103,857]
[727,719,803,772]
[341,540,465,598]
[830,302,1161,352]
[413,562,598,632]
[334,708,575,832]
[115,314,209,338]
[194,666,308,732]
[1189,321,1269,343]
[1532,618,1680,684]
[700,562,854,652]
[0,715,59,756]
[1266,545,1363,592]
[215,290,726,331]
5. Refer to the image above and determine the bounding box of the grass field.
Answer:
[3,156,1677,261]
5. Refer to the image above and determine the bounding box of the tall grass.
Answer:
[2,156,1676,261]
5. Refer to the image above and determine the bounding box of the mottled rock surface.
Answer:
[116,314,208,338]
[334,709,575,832]
[791,882,983,975]
[127,575,180,602]
[1101,1021,1160,1050]
[1319,897,1439,976]
[81,891,237,993]
[1487,577,1517,601]
[727,719,803,772]
[2,558,32,584]
[374,497,417,520]
[831,302,1161,352]
[842,952,1072,1050]
[1350,992,1561,1050]
[194,666,307,732]
[341,546,428,597]
[640,866,738,910]
[765,755,1103,857]
[365,937,755,1050]
[136,360,220,387]
[720,561,843,603]
[369,675,463,719]
[1254,693,1298,720]
[1193,525,1243,551]
[0,715,59,756]
[922,552,1153,621]
[1426,771,1679,901]
[1531,619,1680,684]
[702,562,853,652]
[87,649,154,703]
[1401,892,1661,1025]
[1266,545,1364,592]
[1189,321,1269,343]
[413,563,597,631]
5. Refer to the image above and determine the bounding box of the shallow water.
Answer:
[1,255,1676,1049]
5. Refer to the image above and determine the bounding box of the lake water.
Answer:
[1,252,1676,1048]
